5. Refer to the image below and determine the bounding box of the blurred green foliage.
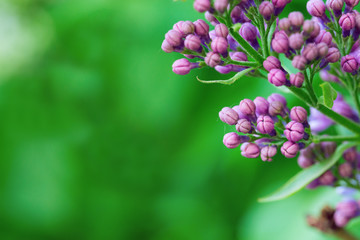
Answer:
[0,0,357,239]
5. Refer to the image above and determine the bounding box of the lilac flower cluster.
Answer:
[334,198,360,227]
[220,93,309,161]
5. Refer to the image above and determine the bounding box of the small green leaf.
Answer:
[258,142,357,203]
[320,82,337,108]
[197,67,254,85]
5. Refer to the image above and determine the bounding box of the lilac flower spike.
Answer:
[241,143,260,158]
[257,115,275,134]
[223,132,242,149]
[268,69,286,86]
[290,72,304,88]
[290,106,308,123]
[215,24,229,38]
[339,13,356,31]
[172,59,198,75]
[284,121,305,142]
[236,119,253,134]
[281,141,299,158]
[254,97,269,115]
[259,1,275,21]
[219,107,239,125]
[261,146,277,162]
[263,56,281,71]
[341,55,359,72]
[307,0,326,17]
[205,52,221,67]
[240,99,256,116]
[193,0,211,13]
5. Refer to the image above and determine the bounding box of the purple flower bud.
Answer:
[319,170,336,185]
[272,34,289,53]
[310,21,321,39]
[239,23,258,41]
[317,42,329,57]
[181,21,195,35]
[344,0,360,7]
[211,37,228,54]
[307,179,320,189]
[268,69,287,86]
[241,143,260,158]
[194,0,211,13]
[292,55,307,70]
[263,56,281,71]
[236,119,252,133]
[320,141,337,157]
[254,97,269,115]
[315,30,333,46]
[259,1,275,21]
[269,101,285,116]
[339,13,356,30]
[165,30,183,47]
[279,18,291,32]
[209,30,216,40]
[341,55,359,72]
[215,65,233,74]
[230,52,248,62]
[194,19,210,36]
[297,155,314,168]
[215,24,229,38]
[272,0,288,8]
[172,58,192,75]
[326,47,341,63]
[339,162,353,177]
[162,40,174,53]
[289,11,304,28]
[281,141,299,158]
[343,147,357,162]
[257,115,275,134]
[290,106,307,123]
[173,21,185,36]
[232,105,249,119]
[205,52,222,67]
[307,0,326,17]
[205,12,219,26]
[214,0,228,13]
[223,132,242,149]
[326,0,344,12]
[284,121,305,142]
[268,93,287,106]
[239,99,256,115]
[334,211,349,227]
[185,35,202,51]
[302,20,315,37]
[302,43,319,62]
[261,146,277,161]
[290,72,304,88]
[289,33,304,50]
[337,200,360,218]
[219,107,239,125]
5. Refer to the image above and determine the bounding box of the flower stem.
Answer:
[316,135,360,142]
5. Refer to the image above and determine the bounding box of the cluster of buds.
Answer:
[220,93,310,161]
[333,198,360,227]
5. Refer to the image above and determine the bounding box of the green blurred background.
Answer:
[0,0,358,239]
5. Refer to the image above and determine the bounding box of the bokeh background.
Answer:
[0,0,359,239]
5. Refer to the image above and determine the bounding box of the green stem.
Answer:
[258,16,269,58]
[351,88,360,117]
[287,87,313,105]
[304,70,318,106]
[226,60,260,67]
[316,135,360,143]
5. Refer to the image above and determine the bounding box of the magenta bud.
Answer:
[341,55,359,72]
[219,107,239,125]
[279,18,291,32]
[269,101,284,116]
[319,170,336,185]
[339,162,353,177]
[241,143,260,158]
[297,155,314,168]
[284,121,305,142]
[172,58,192,75]
[211,37,228,54]
[317,42,329,57]
[289,33,304,50]
[307,0,326,17]
[254,97,269,115]
[268,69,287,86]
[194,19,210,36]
[326,0,344,11]
[263,56,281,72]
[310,21,321,39]
[165,30,183,47]
[239,23,258,41]
[162,40,174,53]
[236,119,252,133]
[326,47,341,63]
[215,65,232,74]
[290,106,307,123]
[272,34,289,53]
[339,13,356,30]
[302,43,319,62]
[215,24,229,38]
[205,52,222,67]
[343,147,357,162]
[268,93,287,106]
[336,200,360,218]
[292,55,307,70]
[321,142,337,157]
[261,146,277,161]
[181,21,195,35]
[290,72,304,88]
[302,20,315,36]
[193,0,211,13]
[230,52,248,62]
[272,0,288,8]
[173,21,185,35]
[281,141,299,158]
[334,211,349,227]
[315,30,333,46]
[185,34,202,51]
[223,132,242,149]
[344,0,360,7]
[239,99,256,116]
[214,0,228,13]
[289,11,304,27]
[257,115,275,134]
[259,1,275,20]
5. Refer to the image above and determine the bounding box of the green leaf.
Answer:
[320,82,337,108]
[197,67,254,85]
[258,142,358,203]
